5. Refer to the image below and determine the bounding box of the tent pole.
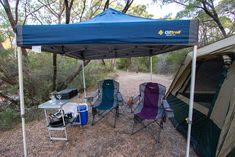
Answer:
[17,47,27,157]
[150,56,153,81]
[82,60,86,97]
[186,45,197,157]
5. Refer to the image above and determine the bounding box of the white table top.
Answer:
[38,99,70,109]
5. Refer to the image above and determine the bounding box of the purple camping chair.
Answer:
[131,82,173,142]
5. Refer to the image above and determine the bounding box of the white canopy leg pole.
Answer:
[186,45,197,157]
[82,60,86,97]
[150,56,153,81]
[17,47,27,157]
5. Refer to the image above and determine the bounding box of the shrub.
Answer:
[68,61,114,90]
[0,108,19,130]
[117,56,158,73]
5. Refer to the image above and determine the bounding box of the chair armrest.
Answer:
[83,91,98,103]
[133,95,140,104]
[117,92,127,106]
[162,99,174,118]
[117,92,123,102]
[162,99,172,111]
[132,95,141,112]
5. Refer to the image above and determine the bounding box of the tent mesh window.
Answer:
[181,58,224,108]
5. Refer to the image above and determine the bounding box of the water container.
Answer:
[75,104,88,126]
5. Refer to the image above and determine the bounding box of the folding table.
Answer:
[38,98,71,141]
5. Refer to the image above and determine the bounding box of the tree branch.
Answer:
[57,60,91,90]
[23,1,56,25]
[38,0,59,17]
[15,0,19,24]
[1,0,17,32]
[64,0,75,24]
[79,0,86,22]
[0,0,4,6]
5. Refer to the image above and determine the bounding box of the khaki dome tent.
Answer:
[167,35,235,157]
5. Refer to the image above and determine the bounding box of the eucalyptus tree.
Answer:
[153,0,235,45]
[0,0,136,104]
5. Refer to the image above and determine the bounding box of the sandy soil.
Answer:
[0,71,197,157]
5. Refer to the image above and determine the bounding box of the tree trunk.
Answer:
[1,0,17,32]
[200,0,227,37]
[52,53,57,91]
[122,0,134,13]
[211,15,227,37]
[104,0,110,10]
[64,0,74,24]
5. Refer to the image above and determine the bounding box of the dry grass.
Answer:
[0,71,198,157]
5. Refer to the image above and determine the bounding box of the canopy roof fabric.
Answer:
[16,8,198,60]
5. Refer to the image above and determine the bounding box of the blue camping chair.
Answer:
[85,79,124,128]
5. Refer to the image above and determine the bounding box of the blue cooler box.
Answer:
[74,104,88,126]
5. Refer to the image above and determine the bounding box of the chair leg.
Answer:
[160,119,163,129]
[155,119,164,143]
[113,107,118,128]
[157,126,162,143]
[131,115,146,135]
[132,116,164,142]
[159,124,163,143]
[131,119,137,135]
[92,107,97,126]
[117,106,120,118]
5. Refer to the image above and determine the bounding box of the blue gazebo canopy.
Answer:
[16,8,198,60]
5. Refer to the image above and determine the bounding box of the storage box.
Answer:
[55,88,78,100]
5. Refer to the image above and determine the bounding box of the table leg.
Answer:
[44,109,52,139]
[61,109,68,140]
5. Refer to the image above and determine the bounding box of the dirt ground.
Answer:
[0,71,198,157]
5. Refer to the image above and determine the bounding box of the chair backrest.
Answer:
[139,82,166,108]
[97,79,119,102]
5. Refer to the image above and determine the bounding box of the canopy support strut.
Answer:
[82,60,87,97]
[186,45,197,157]
[18,47,27,157]
[150,56,153,81]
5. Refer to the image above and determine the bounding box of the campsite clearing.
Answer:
[0,71,197,157]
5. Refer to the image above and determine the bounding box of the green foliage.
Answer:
[156,49,189,75]
[127,4,154,18]
[69,61,113,90]
[116,58,131,70]
[116,48,188,75]
[117,56,158,73]
[0,49,113,105]
[155,0,235,45]
[0,49,18,94]
[27,53,113,103]
[0,33,4,43]
[0,108,19,130]
[25,107,44,122]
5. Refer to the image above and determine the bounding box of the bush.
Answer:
[0,108,19,130]
[116,58,131,70]
[68,60,114,90]
[116,49,189,75]
[117,56,158,73]
[155,49,190,75]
